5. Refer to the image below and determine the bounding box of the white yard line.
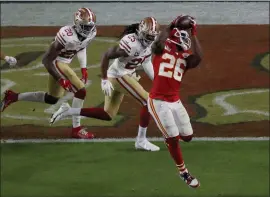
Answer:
[1,63,44,74]
[0,79,16,94]
[1,137,269,144]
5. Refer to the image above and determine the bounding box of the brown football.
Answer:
[174,15,193,30]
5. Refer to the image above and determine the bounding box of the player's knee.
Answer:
[104,110,115,120]
[74,88,86,99]
[165,135,180,145]
[180,135,193,142]
[44,93,59,104]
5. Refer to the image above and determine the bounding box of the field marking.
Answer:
[1,63,44,74]
[1,79,16,94]
[1,137,269,144]
[214,89,269,116]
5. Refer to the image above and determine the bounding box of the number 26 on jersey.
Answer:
[158,53,186,82]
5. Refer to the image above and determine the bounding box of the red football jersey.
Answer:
[149,41,191,102]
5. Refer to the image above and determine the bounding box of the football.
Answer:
[174,15,193,30]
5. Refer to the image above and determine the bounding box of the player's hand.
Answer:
[4,56,17,66]
[101,78,114,97]
[58,78,73,92]
[131,72,141,81]
[188,16,197,36]
[80,68,88,84]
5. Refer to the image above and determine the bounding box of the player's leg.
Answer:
[50,77,122,124]
[1,74,61,112]
[54,60,93,139]
[170,100,199,187]
[147,98,199,188]
[172,100,193,142]
[116,74,159,151]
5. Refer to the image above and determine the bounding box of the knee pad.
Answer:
[44,93,59,104]
[74,88,86,99]
[180,135,193,142]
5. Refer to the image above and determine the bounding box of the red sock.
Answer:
[139,105,150,127]
[80,108,111,121]
[165,136,187,173]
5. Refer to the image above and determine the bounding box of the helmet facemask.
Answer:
[137,18,159,47]
[168,28,191,51]
[138,30,157,47]
[75,22,95,38]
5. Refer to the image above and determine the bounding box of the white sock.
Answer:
[137,126,147,140]
[72,97,84,128]
[18,91,46,102]
[67,108,81,116]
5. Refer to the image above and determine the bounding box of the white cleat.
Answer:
[135,138,160,151]
[50,102,71,125]
[179,171,200,189]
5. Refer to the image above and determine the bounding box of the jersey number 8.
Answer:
[158,53,186,82]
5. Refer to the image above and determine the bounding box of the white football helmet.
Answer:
[137,17,160,47]
[74,8,96,38]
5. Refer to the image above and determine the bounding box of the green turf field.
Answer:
[1,37,269,197]
[1,141,269,197]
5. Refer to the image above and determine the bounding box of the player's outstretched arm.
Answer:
[100,45,128,79]
[42,40,64,81]
[152,26,170,55]
[186,19,203,69]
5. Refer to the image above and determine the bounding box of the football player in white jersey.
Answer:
[1,8,96,139]
[1,51,17,66]
[51,17,160,151]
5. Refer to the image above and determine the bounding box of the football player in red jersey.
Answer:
[148,16,203,188]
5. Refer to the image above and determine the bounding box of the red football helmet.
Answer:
[167,28,191,51]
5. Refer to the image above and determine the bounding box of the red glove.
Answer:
[188,16,197,36]
[58,78,73,92]
[80,68,88,84]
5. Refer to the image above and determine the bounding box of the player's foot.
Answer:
[72,126,95,139]
[50,102,70,125]
[179,171,200,188]
[135,138,160,151]
[1,90,18,112]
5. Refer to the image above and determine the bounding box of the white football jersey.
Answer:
[55,25,96,64]
[107,33,152,78]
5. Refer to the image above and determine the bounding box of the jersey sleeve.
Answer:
[119,35,136,56]
[55,26,74,48]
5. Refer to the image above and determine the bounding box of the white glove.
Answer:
[4,56,17,66]
[101,78,114,97]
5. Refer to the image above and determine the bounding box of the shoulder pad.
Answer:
[119,34,138,56]
[55,26,76,47]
